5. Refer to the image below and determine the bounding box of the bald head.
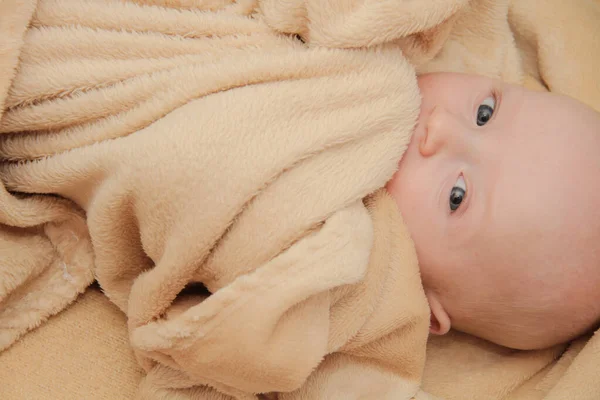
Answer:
[387,72,600,349]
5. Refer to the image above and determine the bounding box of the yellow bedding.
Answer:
[1,0,599,399]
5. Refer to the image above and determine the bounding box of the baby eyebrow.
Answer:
[476,169,498,239]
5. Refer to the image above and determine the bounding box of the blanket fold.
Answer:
[2,0,600,399]
[0,0,458,398]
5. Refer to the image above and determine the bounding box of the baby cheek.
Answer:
[385,157,439,267]
[394,191,437,274]
[388,178,419,229]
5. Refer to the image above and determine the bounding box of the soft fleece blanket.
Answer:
[1,0,600,399]
[0,0,469,399]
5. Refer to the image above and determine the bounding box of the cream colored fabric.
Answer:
[418,0,600,110]
[0,286,144,400]
[1,0,600,399]
[0,0,95,353]
[0,0,470,398]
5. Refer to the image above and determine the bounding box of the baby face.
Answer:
[387,73,600,349]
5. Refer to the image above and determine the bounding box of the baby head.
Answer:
[387,72,600,350]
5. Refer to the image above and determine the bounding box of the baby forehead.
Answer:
[489,132,600,230]
[513,87,600,130]
[491,89,598,156]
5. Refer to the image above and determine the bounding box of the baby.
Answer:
[387,72,600,350]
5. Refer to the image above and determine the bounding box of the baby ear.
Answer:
[425,290,451,335]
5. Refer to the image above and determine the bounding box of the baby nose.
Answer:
[419,106,463,157]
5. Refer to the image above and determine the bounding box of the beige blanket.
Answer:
[0,0,467,398]
[1,0,600,399]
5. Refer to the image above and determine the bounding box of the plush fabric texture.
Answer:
[0,0,464,398]
[1,0,600,399]
[0,285,144,400]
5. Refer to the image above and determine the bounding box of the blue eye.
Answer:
[449,175,467,212]
[477,96,496,126]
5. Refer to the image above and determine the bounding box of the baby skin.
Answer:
[387,72,600,350]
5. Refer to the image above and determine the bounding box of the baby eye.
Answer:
[449,175,467,212]
[476,96,495,126]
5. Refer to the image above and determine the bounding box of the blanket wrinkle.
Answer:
[2,0,600,399]
[0,0,97,346]
[1,0,441,398]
